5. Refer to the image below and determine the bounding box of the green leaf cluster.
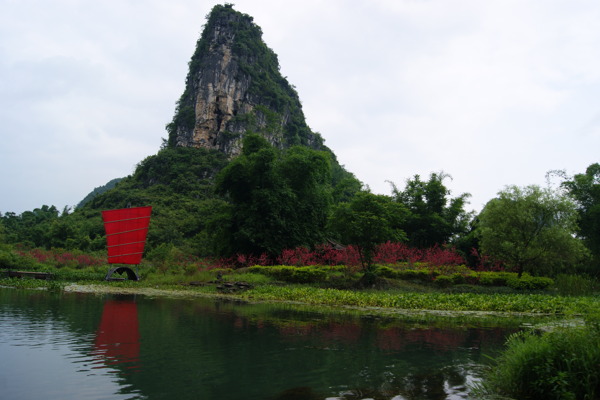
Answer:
[329,192,408,270]
[390,172,472,248]
[561,163,600,271]
[477,185,589,277]
[212,135,333,257]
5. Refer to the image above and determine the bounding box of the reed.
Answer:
[474,325,600,399]
[553,274,599,296]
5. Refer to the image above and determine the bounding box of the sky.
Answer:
[1,0,599,215]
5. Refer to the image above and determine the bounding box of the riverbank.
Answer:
[2,267,599,321]
[55,281,599,323]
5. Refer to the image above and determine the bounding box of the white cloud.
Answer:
[1,0,599,214]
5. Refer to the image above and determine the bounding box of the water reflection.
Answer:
[0,289,531,400]
[93,296,140,369]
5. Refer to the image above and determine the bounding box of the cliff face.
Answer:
[167,4,323,157]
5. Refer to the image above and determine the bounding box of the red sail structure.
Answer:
[101,206,152,280]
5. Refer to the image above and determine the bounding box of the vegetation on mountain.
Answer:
[76,178,122,209]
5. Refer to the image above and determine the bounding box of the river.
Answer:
[0,288,529,399]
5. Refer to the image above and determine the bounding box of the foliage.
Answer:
[433,274,454,288]
[505,274,554,291]
[218,242,470,270]
[373,241,466,266]
[212,135,332,257]
[390,172,473,248]
[476,326,600,399]
[240,285,600,314]
[553,274,600,296]
[478,271,513,287]
[328,191,408,271]
[0,247,105,272]
[477,185,589,277]
[247,265,336,283]
[560,163,600,274]
[371,265,553,290]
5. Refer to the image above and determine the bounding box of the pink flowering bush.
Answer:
[16,248,104,269]
[216,241,470,270]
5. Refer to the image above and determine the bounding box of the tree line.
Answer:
[1,135,599,279]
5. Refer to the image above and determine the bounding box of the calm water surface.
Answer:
[0,288,524,400]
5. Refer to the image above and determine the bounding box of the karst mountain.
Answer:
[166,3,325,156]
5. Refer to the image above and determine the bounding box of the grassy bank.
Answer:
[237,285,600,315]
[2,265,599,317]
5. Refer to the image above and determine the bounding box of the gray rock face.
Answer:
[168,4,321,157]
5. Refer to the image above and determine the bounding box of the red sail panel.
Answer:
[102,206,152,265]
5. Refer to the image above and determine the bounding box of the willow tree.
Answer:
[477,185,588,277]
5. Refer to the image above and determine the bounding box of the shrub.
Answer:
[0,250,20,269]
[507,274,554,290]
[372,265,398,279]
[478,271,511,286]
[397,269,431,282]
[0,249,43,270]
[373,242,466,266]
[434,275,453,288]
[450,272,466,285]
[248,265,327,283]
[465,272,480,285]
[476,327,600,399]
[291,267,327,283]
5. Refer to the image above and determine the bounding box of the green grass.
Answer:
[237,285,600,315]
[474,325,600,399]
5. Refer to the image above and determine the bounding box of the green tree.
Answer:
[560,163,600,272]
[329,191,407,274]
[1,205,61,247]
[390,172,472,248]
[213,135,332,257]
[477,185,588,277]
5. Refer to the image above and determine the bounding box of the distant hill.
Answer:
[76,178,122,209]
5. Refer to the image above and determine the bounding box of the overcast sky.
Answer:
[1,0,599,215]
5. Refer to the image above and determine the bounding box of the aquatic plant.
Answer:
[240,285,600,315]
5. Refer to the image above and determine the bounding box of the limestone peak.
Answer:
[166,4,323,157]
